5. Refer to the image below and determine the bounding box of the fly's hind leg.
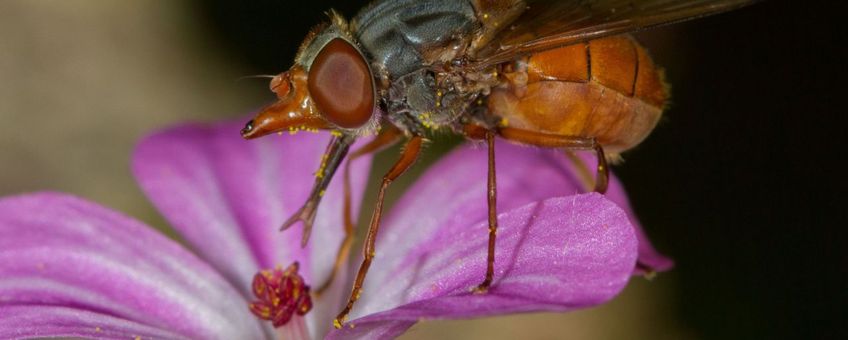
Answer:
[565,144,609,193]
[469,127,607,294]
[314,126,402,296]
[334,136,423,328]
[500,127,608,193]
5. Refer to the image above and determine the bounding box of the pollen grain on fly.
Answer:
[315,153,331,179]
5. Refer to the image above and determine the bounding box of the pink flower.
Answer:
[0,119,670,339]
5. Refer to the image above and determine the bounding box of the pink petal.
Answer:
[326,141,658,338]
[0,306,186,340]
[132,119,372,294]
[330,194,637,339]
[563,151,673,273]
[367,141,669,290]
[0,193,267,339]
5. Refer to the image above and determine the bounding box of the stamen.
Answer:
[248,262,313,327]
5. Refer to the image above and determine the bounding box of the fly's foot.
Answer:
[472,280,492,294]
[280,201,318,246]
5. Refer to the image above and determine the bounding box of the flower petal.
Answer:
[132,120,371,292]
[133,119,372,337]
[0,193,266,339]
[330,194,637,339]
[366,141,669,290]
[567,152,674,273]
[0,305,186,340]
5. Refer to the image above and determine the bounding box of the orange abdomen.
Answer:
[488,35,669,154]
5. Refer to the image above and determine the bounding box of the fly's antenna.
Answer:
[235,74,277,82]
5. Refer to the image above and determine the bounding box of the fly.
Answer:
[238,0,758,328]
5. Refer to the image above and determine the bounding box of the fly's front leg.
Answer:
[334,136,423,328]
[282,134,353,246]
[315,126,402,296]
[499,127,608,193]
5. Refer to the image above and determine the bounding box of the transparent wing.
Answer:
[470,0,758,68]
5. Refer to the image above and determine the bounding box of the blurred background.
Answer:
[0,0,844,339]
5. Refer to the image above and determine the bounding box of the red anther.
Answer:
[248,262,313,327]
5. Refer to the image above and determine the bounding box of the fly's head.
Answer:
[241,12,378,140]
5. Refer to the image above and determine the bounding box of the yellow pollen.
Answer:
[331,130,343,137]
[483,13,489,20]
[333,319,343,329]
[315,153,330,179]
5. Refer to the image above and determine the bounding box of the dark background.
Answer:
[194,1,846,338]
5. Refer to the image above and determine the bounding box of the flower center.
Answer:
[248,262,313,327]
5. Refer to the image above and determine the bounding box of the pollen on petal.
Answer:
[248,262,313,328]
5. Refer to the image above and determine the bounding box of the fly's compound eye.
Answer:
[307,38,375,129]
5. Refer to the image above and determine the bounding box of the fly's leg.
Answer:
[474,131,498,293]
[315,126,403,296]
[334,136,423,328]
[564,144,609,193]
[282,134,353,246]
[465,127,606,294]
[499,127,608,193]
[592,144,608,193]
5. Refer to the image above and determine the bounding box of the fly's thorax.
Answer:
[352,0,477,79]
[384,70,466,135]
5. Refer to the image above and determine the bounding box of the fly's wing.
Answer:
[469,0,758,68]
